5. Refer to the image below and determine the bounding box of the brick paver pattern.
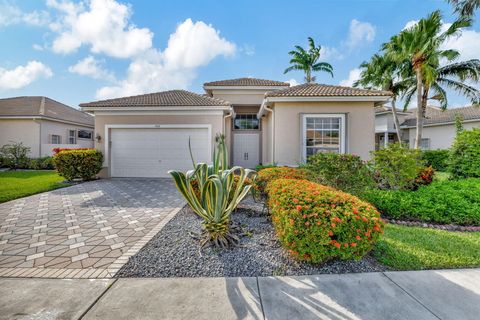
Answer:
[0,179,184,278]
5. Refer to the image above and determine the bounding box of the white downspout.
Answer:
[263,104,274,164]
[223,107,235,166]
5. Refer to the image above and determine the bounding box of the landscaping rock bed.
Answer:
[116,197,385,278]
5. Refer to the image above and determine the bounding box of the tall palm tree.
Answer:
[402,60,480,111]
[354,54,411,144]
[383,10,473,148]
[284,37,333,83]
[448,0,480,17]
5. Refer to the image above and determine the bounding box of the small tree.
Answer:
[0,142,30,170]
[449,127,480,178]
[455,113,464,134]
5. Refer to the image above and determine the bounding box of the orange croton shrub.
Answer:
[254,167,308,194]
[266,178,384,263]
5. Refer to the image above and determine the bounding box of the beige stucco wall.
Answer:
[269,101,375,165]
[39,120,94,156]
[209,90,266,105]
[0,119,40,157]
[406,121,480,149]
[93,113,224,177]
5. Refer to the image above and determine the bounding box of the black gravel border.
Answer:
[116,198,386,278]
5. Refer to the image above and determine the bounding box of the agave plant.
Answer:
[169,133,257,248]
[169,164,256,247]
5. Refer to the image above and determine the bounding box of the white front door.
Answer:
[110,127,210,178]
[233,133,259,168]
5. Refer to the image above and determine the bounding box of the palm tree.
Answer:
[284,37,333,83]
[402,60,480,111]
[383,10,473,148]
[448,0,480,17]
[354,54,411,144]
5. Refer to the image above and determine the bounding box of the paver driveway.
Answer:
[0,179,184,279]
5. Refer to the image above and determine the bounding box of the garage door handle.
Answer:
[244,153,248,160]
[158,160,162,163]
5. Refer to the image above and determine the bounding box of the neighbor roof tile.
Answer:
[203,77,290,87]
[401,106,480,127]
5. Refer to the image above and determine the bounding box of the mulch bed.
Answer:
[116,197,385,278]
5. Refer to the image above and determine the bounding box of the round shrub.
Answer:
[254,167,308,194]
[302,153,375,197]
[421,150,450,171]
[53,149,103,181]
[449,128,480,179]
[266,178,384,263]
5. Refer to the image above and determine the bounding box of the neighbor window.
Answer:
[234,114,260,130]
[420,138,430,150]
[68,130,76,144]
[302,114,346,161]
[51,135,61,144]
[77,130,93,140]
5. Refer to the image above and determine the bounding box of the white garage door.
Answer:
[110,127,210,178]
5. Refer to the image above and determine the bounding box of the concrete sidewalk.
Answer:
[1,269,479,320]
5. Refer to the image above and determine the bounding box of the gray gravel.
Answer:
[116,197,386,278]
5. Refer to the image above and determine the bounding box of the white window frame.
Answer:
[51,134,61,144]
[68,130,76,144]
[233,113,260,131]
[301,113,346,162]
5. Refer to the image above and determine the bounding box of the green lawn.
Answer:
[374,224,480,270]
[0,170,70,203]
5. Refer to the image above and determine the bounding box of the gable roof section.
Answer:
[80,90,230,108]
[203,77,290,87]
[401,106,480,127]
[0,96,94,126]
[265,83,392,98]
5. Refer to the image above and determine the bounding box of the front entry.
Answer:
[233,133,260,168]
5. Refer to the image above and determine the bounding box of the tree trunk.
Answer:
[414,68,424,149]
[391,97,403,146]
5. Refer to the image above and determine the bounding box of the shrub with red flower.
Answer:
[414,166,435,188]
[52,147,92,155]
[254,167,308,195]
[266,178,384,263]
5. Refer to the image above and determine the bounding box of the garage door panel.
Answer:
[110,127,210,178]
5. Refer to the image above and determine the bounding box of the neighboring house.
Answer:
[0,96,94,157]
[374,105,411,149]
[80,78,391,178]
[401,106,480,149]
[374,105,480,150]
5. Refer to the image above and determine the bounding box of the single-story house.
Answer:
[80,78,391,178]
[374,105,480,150]
[0,96,94,157]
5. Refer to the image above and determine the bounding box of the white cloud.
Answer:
[339,68,362,87]
[345,19,376,50]
[287,79,299,86]
[68,56,115,81]
[0,61,52,90]
[47,0,153,58]
[320,46,341,60]
[441,26,480,61]
[32,44,44,51]
[403,20,419,30]
[241,44,255,56]
[0,2,50,27]
[96,18,236,99]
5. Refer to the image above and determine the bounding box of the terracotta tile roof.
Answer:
[80,90,231,108]
[203,77,290,87]
[0,96,94,126]
[401,106,480,127]
[265,83,392,97]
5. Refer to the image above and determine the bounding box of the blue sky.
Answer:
[0,0,479,108]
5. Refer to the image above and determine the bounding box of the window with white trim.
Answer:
[68,130,76,144]
[51,135,61,144]
[234,114,260,130]
[77,130,93,140]
[302,114,346,160]
[420,138,430,150]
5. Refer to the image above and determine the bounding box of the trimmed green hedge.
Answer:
[363,178,480,226]
[421,149,450,171]
[53,149,103,181]
[449,128,480,179]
